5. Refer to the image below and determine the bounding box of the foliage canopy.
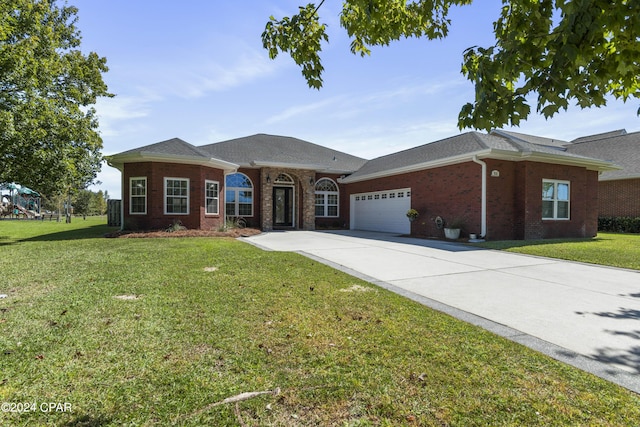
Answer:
[262,0,640,131]
[0,0,112,196]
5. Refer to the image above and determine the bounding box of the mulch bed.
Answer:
[104,228,262,239]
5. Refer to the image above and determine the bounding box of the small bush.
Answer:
[598,216,640,233]
[166,219,187,232]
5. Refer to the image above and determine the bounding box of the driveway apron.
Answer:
[244,230,640,394]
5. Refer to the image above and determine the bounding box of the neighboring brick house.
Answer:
[496,129,640,220]
[564,130,640,218]
[107,131,619,240]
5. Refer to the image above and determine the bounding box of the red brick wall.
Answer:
[343,159,599,240]
[123,162,225,231]
[598,178,640,217]
[508,162,598,240]
[485,159,518,240]
[344,162,483,239]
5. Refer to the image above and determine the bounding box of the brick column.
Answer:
[261,168,273,231]
[301,171,316,230]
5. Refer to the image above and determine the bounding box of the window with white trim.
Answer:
[226,173,253,216]
[205,180,219,215]
[165,178,189,214]
[129,177,146,214]
[315,178,339,217]
[542,179,570,220]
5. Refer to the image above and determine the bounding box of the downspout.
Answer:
[119,172,125,231]
[472,156,487,238]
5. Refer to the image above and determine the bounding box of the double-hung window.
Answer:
[130,177,147,214]
[165,178,189,214]
[205,180,219,215]
[542,179,570,220]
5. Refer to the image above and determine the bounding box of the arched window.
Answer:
[226,173,253,216]
[274,173,294,184]
[315,178,339,217]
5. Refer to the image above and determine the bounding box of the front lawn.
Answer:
[475,232,640,270]
[1,218,639,426]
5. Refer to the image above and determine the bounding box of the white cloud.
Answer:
[264,96,347,124]
[173,49,281,98]
[94,95,153,139]
[264,79,462,126]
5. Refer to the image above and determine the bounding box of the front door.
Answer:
[273,187,294,227]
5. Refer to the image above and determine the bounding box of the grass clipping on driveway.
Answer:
[0,219,639,426]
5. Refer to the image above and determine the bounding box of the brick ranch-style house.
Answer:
[106,130,623,240]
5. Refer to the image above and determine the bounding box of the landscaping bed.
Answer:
[104,227,262,239]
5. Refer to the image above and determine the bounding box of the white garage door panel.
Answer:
[351,188,411,234]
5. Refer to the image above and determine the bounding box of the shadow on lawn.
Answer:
[0,225,116,246]
[478,236,605,250]
[63,414,113,427]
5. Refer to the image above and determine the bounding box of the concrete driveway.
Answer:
[243,230,640,393]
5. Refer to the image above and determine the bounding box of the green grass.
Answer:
[475,232,640,270]
[1,218,639,426]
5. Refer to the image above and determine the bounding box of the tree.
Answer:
[72,188,92,218]
[262,1,640,131]
[0,0,112,197]
[92,189,106,215]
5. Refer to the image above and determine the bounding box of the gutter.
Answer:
[472,156,487,238]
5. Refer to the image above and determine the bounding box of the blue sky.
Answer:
[73,0,639,199]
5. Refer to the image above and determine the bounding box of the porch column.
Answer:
[300,170,316,231]
[261,168,273,231]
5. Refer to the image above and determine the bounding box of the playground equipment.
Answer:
[0,183,42,219]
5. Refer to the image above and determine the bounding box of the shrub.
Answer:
[598,217,640,233]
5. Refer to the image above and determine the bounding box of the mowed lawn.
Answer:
[1,218,639,426]
[475,232,640,271]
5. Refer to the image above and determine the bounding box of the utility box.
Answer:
[107,199,121,227]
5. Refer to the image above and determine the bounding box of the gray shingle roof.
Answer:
[343,132,503,180]
[492,130,570,148]
[115,137,211,159]
[108,130,624,180]
[566,131,640,180]
[571,129,627,144]
[199,134,367,173]
[341,131,616,182]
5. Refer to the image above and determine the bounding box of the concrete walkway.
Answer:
[243,230,640,394]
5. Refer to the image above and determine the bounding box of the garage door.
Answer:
[350,188,411,234]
